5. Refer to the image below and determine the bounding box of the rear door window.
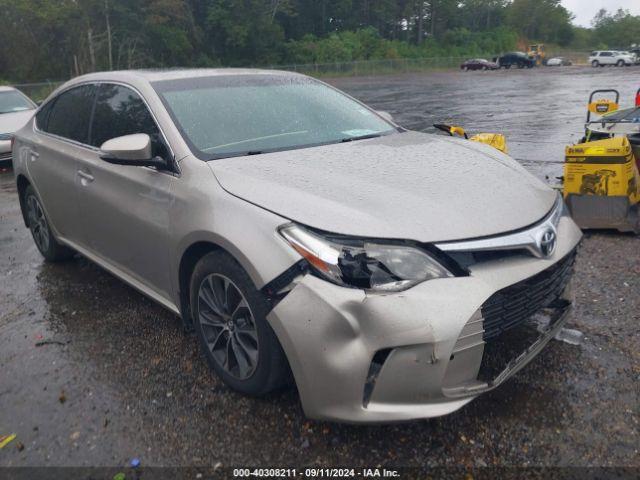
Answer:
[41,85,96,144]
[90,83,168,159]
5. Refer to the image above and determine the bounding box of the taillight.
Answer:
[636,89,640,107]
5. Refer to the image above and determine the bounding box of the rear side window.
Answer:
[35,100,55,131]
[90,83,168,159]
[601,52,612,57]
[41,85,96,143]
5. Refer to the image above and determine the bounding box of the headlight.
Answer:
[278,224,452,292]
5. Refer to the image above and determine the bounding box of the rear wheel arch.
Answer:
[16,174,31,227]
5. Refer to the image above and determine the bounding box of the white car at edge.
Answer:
[589,50,634,67]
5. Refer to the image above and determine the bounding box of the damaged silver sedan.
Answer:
[12,69,582,423]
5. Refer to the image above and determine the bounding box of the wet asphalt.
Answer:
[0,66,639,470]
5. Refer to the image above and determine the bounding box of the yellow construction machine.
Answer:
[562,89,640,233]
[433,124,508,154]
[527,44,546,66]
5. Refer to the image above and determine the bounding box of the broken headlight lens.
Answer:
[279,224,452,292]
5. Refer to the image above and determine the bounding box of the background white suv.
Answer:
[589,50,634,67]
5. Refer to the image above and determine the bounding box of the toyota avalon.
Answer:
[12,69,582,423]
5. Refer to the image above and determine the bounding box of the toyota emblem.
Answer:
[538,227,557,257]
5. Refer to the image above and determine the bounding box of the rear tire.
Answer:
[24,185,75,262]
[190,251,289,396]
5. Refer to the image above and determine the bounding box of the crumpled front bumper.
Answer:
[267,217,582,423]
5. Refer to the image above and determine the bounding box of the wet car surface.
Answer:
[1,67,639,468]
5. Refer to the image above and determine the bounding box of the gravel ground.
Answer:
[0,66,639,472]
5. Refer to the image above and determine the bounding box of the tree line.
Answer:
[0,0,638,83]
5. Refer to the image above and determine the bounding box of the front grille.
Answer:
[0,152,11,162]
[481,249,576,341]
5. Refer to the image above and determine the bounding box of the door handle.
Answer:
[77,170,94,183]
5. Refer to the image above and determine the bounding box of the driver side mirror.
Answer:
[100,133,168,169]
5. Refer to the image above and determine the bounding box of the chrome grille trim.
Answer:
[436,194,565,259]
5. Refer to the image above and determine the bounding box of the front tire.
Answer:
[592,60,599,67]
[24,185,74,262]
[616,60,624,67]
[190,251,289,396]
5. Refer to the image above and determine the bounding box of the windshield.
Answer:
[152,75,396,159]
[0,90,34,114]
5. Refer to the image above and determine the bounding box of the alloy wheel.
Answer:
[197,273,259,380]
[26,195,50,253]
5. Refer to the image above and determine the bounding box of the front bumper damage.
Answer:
[267,217,582,423]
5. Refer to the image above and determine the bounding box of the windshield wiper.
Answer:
[341,133,382,143]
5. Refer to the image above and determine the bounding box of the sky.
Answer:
[561,0,640,27]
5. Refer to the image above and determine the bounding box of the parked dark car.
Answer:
[497,52,535,69]
[460,58,499,71]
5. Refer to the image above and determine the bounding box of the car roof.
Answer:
[50,68,307,100]
[65,68,302,86]
[0,86,19,93]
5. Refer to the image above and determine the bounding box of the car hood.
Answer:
[0,110,34,134]
[208,131,556,242]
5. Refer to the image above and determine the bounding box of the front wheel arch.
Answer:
[177,239,274,330]
[178,241,225,331]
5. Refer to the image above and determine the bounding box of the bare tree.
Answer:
[87,26,96,71]
[105,0,113,70]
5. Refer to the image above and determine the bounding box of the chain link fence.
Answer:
[9,52,593,100]
[268,52,592,76]
[268,56,471,77]
[10,81,64,103]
